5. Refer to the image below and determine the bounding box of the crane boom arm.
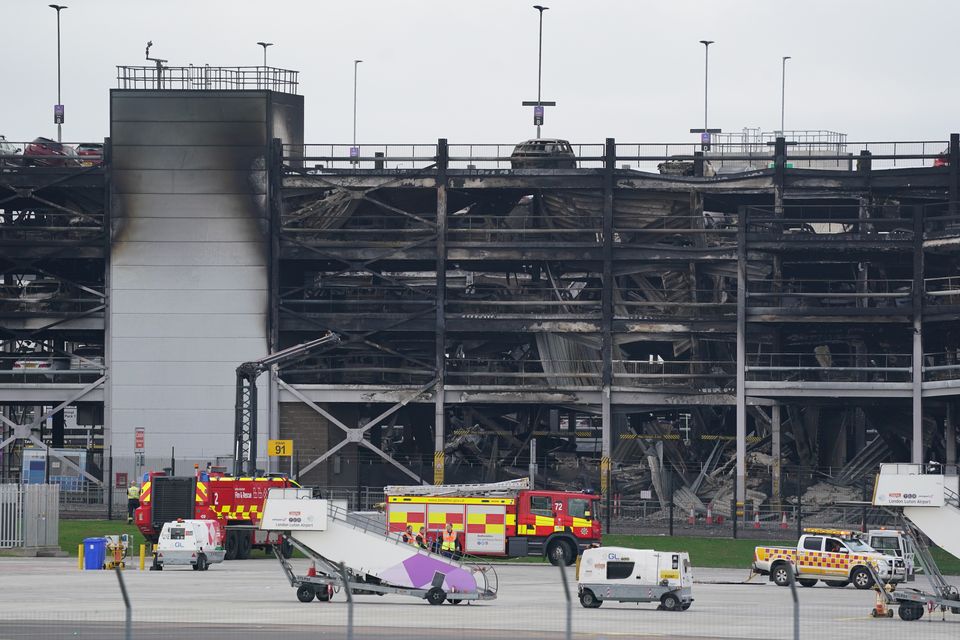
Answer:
[234,331,340,476]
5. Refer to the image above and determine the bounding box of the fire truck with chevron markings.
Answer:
[384,478,601,565]
[134,467,298,560]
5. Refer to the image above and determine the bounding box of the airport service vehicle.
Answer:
[152,519,225,571]
[384,478,601,566]
[752,528,899,589]
[872,463,960,621]
[865,528,916,581]
[134,467,297,560]
[577,546,693,611]
[261,488,498,605]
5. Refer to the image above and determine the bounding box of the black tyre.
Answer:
[426,587,446,606]
[898,602,924,621]
[296,585,315,603]
[798,579,817,588]
[195,553,208,572]
[660,593,680,611]
[824,580,849,588]
[850,567,874,590]
[236,534,252,560]
[316,586,331,602]
[546,539,574,567]
[680,602,691,611]
[771,563,792,587]
[579,590,601,609]
[224,532,238,561]
[191,563,199,571]
[447,599,462,605]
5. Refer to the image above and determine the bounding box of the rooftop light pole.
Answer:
[352,59,362,164]
[49,4,67,142]
[689,40,720,150]
[522,6,556,138]
[257,41,273,66]
[781,56,791,135]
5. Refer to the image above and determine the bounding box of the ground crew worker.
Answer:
[441,523,457,557]
[126,482,140,524]
[416,526,427,549]
[401,525,416,545]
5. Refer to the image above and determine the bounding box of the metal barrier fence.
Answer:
[116,65,299,93]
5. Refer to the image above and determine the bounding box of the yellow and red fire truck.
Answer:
[134,467,298,560]
[384,479,601,565]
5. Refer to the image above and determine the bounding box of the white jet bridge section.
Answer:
[260,489,497,605]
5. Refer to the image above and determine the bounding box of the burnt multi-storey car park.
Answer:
[1,65,958,518]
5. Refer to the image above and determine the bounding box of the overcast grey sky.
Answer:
[2,0,958,145]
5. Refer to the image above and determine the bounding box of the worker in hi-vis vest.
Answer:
[441,523,457,557]
[126,482,140,524]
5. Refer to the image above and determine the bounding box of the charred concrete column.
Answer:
[950,133,959,216]
[946,402,957,468]
[267,138,283,472]
[735,205,747,517]
[434,139,448,485]
[600,138,615,499]
[773,137,787,214]
[771,403,781,508]
[912,205,924,463]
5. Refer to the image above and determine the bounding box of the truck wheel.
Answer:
[195,554,208,572]
[850,567,874,590]
[680,602,691,611]
[660,593,680,611]
[824,580,848,588]
[426,587,446,605]
[579,590,601,608]
[798,579,817,588]
[447,599,462,605]
[546,540,573,566]
[316,585,331,602]
[224,532,238,561]
[237,535,252,560]
[898,602,924,621]
[296,585,315,603]
[771,564,792,587]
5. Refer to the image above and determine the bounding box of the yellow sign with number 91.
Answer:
[267,439,293,457]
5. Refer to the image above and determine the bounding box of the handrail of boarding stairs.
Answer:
[325,501,499,596]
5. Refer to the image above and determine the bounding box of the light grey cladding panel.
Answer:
[112,121,267,147]
[112,361,257,386]
[112,91,268,123]
[111,145,268,170]
[111,385,236,410]
[112,242,267,267]
[114,218,265,243]
[112,337,268,362]
[112,169,266,195]
[111,266,267,290]
[112,416,235,457]
[112,314,266,339]
[112,194,268,219]
[111,289,268,314]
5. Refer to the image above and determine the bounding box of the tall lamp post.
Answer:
[522,6,556,138]
[257,41,273,66]
[780,56,791,135]
[49,4,67,143]
[352,59,363,163]
[689,40,720,150]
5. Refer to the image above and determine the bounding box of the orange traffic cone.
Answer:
[687,508,695,525]
[307,563,317,577]
[780,511,789,530]
[753,511,761,529]
[705,504,714,526]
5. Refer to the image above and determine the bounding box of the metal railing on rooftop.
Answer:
[116,65,298,93]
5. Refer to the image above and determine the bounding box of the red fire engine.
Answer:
[384,479,601,565]
[134,467,297,559]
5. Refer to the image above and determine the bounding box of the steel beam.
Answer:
[735,206,747,519]
[600,139,615,498]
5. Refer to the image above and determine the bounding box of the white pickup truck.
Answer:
[753,528,902,589]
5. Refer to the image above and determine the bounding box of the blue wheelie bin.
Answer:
[83,537,107,570]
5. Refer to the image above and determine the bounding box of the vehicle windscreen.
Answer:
[844,539,874,553]
[569,498,592,519]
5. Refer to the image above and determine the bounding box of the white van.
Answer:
[577,546,694,610]
[152,519,226,571]
[866,529,916,581]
